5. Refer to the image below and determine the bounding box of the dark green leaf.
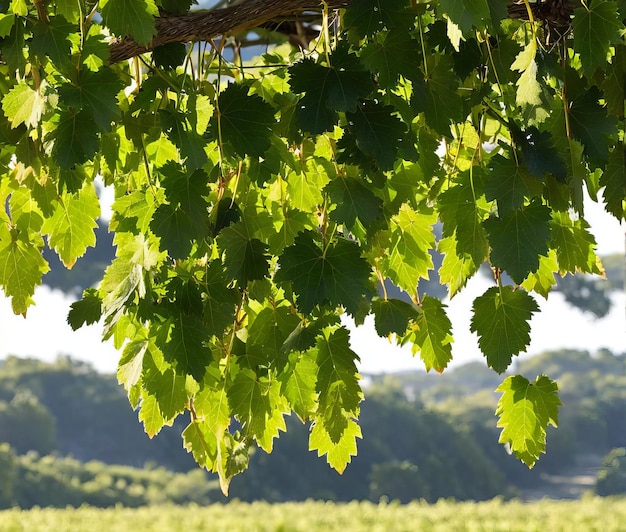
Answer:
[276,231,372,316]
[483,201,552,284]
[212,83,275,158]
[573,0,623,76]
[343,0,411,37]
[325,176,383,229]
[470,286,539,373]
[217,222,270,285]
[372,298,418,337]
[100,0,158,46]
[67,288,102,330]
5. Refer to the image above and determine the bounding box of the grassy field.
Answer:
[2,497,626,531]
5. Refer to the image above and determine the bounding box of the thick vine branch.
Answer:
[109,0,351,63]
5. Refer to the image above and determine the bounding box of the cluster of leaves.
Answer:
[0,0,623,491]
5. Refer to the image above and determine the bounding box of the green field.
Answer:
[2,497,626,531]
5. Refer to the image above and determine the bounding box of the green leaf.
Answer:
[602,45,626,117]
[483,201,552,284]
[486,155,541,216]
[0,14,15,38]
[212,83,276,158]
[419,55,464,137]
[470,286,539,373]
[520,250,559,298]
[144,365,188,421]
[58,69,125,132]
[2,80,46,128]
[48,109,100,169]
[182,419,217,470]
[100,0,158,46]
[41,182,100,268]
[511,40,541,106]
[315,328,363,443]
[217,221,270,285]
[0,236,50,315]
[568,87,618,167]
[138,389,166,438]
[67,288,103,331]
[276,232,372,316]
[309,416,362,474]
[550,211,602,274]
[440,0,492,34]
[510,125,567,182]
[496,375,561,467]
[325,176,383,229]
[360,30,422,88]
[343,0,410,37]
[157,313,212,383]
[382,206,436,296]
[345,100,406,171]
[289,57,374,135]
[437,173,490,265]
[438,235,479,297]
[150,203,196,259]
[30,17,74,70]
[573,0,623,77]
[372,298,418,337]
[280,350,318,421]
[408,296,454,373]
[600,146,626,219]
[159,109,208,170]
[117,336,150,391]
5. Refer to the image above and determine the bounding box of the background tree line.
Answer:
[1,348,625,508]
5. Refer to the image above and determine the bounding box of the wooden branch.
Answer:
[109,0,351,64]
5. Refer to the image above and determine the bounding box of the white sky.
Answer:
[1,193,624,375]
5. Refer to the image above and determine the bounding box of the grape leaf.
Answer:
[511,40,541,106]
[343,0,410,37]
[439,0,492,34]
[212,83,276,158]
[568,87,618,167]
[486,154,541,216]
[2,80,46,128]
[0,235,50,315]
[30,17,74,70]
[496,375,561,467]
[144,366,188,421]
[157,313,212,383]
[470,286,539,373]
[372,298,418,337]
[138,388,167,437]
[41,182,100,268]
[438,176,490,265]
[309,416,362,474]
[315,327,363,443]
[325,176,383,229]
[280,350,318,421]
[345,100,407,171]
[549,211,602,274]
[360,29,422,88]
[182,419,217,470]
[289,58,374,135]
[67,288,103,331]
[520,250,559,298]
[483,201,551,284]
[58,69,125,132]
[573,0,623,77]
[49,109,100,169]
[600,146,626,219]
[383,206,436,295]
[100,0,158,46]
[217,222,270,286]
[408,296,454,373]
[438,235,478,298]
[276,231,372,316]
